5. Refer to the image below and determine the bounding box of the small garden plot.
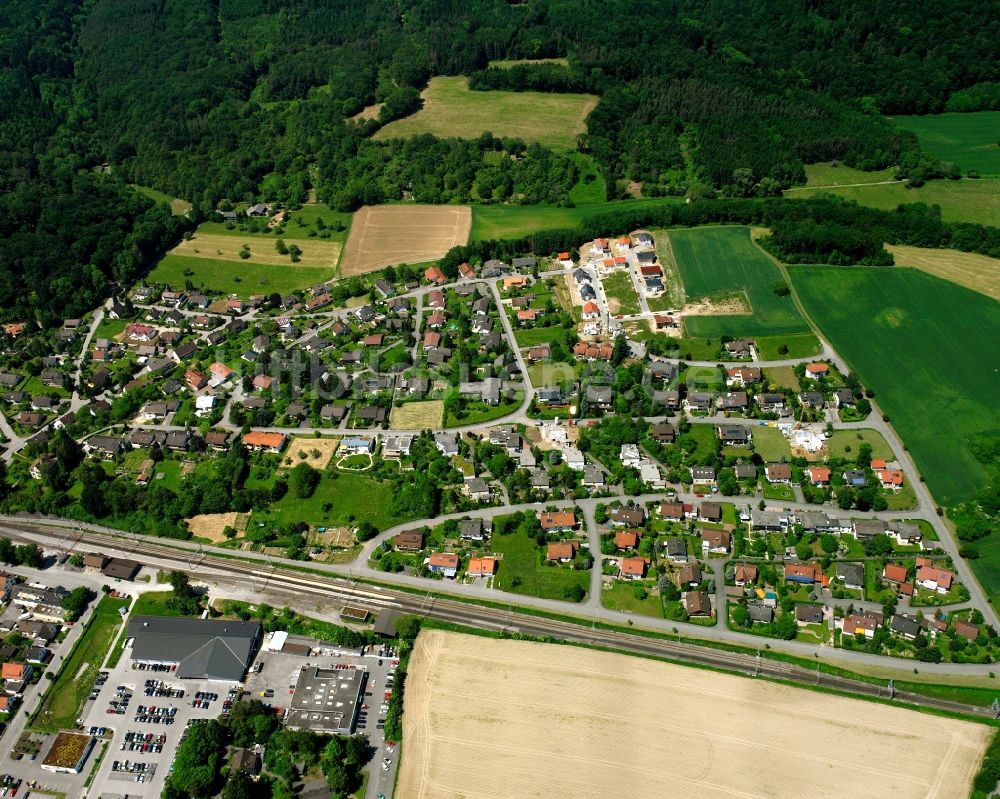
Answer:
[601,580,664,618]
[390,400,444,430]
[825,429,894,461]
[762,482,795,501]
[752,426,792,462]
[601,270,641,316]
[283,436,340,469]
[186,511,249,543]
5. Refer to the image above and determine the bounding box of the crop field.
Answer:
[398,630,990,799]
[470,198,681,241]
[373,76,597,152]
[390,400,444,430]
[787,164,1000,228]
[339,204,471,276]
[886,244,1000,301]
[668,226,811,338]
[148,253,335,297]
[893,112,1000,175]
[791,266,1000,505]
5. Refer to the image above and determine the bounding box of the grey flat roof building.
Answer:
[126,616,261,682]
[286,666,365,734]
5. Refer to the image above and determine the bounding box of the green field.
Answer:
[493,529,589,602]
[668,226,811,338]
[32,595,131,733]
[199,203,352,242]
[826,429,895,461]
[130,184,192,216]
[601,581,664,617]
[470,198,681,241]
[755,332,821,360]
[256,471,412,532]
[602,270,640,315]
[513,326,570,348]
[148,253,335,297]
[566,153,607,205]
[131,590,191,618]
[892,111,1000,175]
[374,76,597,152]
[787,164,1000,228]
[791,266,1000,505]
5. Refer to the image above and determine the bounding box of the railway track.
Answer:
[4,521,997,722]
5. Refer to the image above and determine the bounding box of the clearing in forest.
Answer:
[373,76,597,152]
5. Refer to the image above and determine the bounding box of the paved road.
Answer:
[6,516,1000,680]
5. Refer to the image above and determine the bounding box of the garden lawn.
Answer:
[792,265,1000,505]
[514,326,571,348]
[32,595,130,733]
[755,332,821,360]
[762,483,794,501]
[445,393,523,427]
[601,581,664,618]
[493,531,589,602]
[131,591,194,618]
[825,429,895,461]
[752,426,792,461]
[668,226,811,338]
[148,253,335,298]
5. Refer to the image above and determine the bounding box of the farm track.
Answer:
[2,519,997,722]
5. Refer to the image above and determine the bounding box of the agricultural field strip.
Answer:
[398,631,988,799]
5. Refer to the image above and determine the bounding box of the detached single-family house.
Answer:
[428,553,459,578]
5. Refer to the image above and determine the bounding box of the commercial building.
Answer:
[125,616,262,681]
[285,665,365,734]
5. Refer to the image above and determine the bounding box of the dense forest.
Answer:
[1,0,998,320]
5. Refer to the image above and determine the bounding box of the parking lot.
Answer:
[243,637,401,799]
[80,642,243,799]
[0,635,402,799]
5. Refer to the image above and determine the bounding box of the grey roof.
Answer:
[126,616,261,681]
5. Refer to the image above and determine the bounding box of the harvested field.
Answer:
[170,232,340,268]
[186,512,249,542]
[390,400,444,430]
[340,205,471,277]
[399,630,991,799]
[887,244,1000,301]
[283,436,340,468]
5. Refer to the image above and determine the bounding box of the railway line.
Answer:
[3,520,997,723]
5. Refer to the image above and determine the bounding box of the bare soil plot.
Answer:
[340,205,471,277]
[283,436,340,469]
[390,400,444,430]
[398,629,990,799]
[886,244,1000,301]
[186,511,249,542]
[170,232,341,268]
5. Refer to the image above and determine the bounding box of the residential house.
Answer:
[916,565,954,594]
[806,466,831,487]
[539,511,576,532]
[795,605,824,626]
[685,592,712,617]
[468,557,498,578]
[394,530,425,552]
[619,557,648,580]
[609,505,645,527]
[765,463,792,484]
[690,466,716,484]
[734,564,757,586]
[701,530,731,554]
[546,540,579,563]
[835,562,864,590]
[784,563,823,584]
[882,564,909,585]
[679,563,702,587]
[242,431,287,453]
[428,553,459,578]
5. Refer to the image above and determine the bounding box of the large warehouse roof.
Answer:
[127,616,261,681]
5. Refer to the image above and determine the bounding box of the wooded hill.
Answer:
[1,0,998,321]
